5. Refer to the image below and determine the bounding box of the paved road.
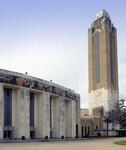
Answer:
[0,138,126,150]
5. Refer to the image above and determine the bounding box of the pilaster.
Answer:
[34,92,43,138]
[15,87,30,139]
[59,96,65,138]
[0,84,3,139]
[42,92,50,138]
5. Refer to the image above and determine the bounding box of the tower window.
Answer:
[110,31,114,83]
[95,31,100,83]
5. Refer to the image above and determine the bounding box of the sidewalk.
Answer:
[0,137,126,150]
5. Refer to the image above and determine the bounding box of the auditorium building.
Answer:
[0,69,80,140]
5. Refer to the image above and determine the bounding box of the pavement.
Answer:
[0,137,125,150]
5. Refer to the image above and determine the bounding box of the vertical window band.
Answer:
[4,88,12,126]
[110,31,113,83]
[30,93,34,127]
[95,31,100,83]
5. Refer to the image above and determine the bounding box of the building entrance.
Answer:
[4,131,12,139]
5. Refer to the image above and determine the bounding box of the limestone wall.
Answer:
[89,88,118,115]
[0,82,79,140]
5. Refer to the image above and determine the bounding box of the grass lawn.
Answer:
[114,140,126,146]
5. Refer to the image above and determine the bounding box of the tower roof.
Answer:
[95,9,111,20]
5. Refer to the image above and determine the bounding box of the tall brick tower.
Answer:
[88,9,119,115]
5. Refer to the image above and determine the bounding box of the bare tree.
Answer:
[103,110,113,137]
[98,99,126,137]
[103,99,126,131]
[113,99,126,128]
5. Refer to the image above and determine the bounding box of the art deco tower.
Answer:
[88,9,119,115]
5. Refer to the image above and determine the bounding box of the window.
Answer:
[85,126,87,135]
[30,93,34,127]
[95,31,100,83]
[4,88,12,126]
[88,126,90,135]
[110,31,114,82]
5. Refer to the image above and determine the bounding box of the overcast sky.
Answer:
[0,0,126,108]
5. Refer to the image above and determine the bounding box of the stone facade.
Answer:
[0,69,80,140]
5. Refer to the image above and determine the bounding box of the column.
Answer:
[42,92,50,139]
[15,87,30,139]
[76,95,81,137]
[59,96,65,138]
[65,99,76,138]
[71,100,76,137]
[12,88,19,139]
[51,96,60,138]
[34,92,43,138]
[0,84,3,139]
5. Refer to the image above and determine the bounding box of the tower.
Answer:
[88,9,119,115]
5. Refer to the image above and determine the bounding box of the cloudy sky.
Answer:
[0,0,126,108]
